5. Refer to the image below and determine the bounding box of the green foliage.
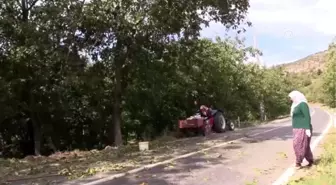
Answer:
[323,40,336,107]
[285,71,324,104]
[0,0,293,157]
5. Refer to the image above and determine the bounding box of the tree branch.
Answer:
[27,0,39,11]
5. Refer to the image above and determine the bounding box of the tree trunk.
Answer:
[109,44,124,146]
[0,133,3,154]
[31,113,41,156]
[37,114,58,153]
[259,99,265,121]
[46,137,57,152]
[110,65,123,146]
[29,91,41,156]
[112,98,122,146]
[19,0,43,155]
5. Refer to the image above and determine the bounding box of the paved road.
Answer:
[67,106,330,185]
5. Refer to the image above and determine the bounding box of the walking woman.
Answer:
[288,90,314,169]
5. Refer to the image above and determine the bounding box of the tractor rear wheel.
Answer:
[213,112,227,133]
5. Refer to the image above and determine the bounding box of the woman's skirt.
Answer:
[293,128,313,164]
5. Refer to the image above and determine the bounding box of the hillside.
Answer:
[279,50,328,73]
[276,50,330,104]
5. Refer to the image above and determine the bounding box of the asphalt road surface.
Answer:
[68,106,330,185]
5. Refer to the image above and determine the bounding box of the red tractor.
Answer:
[178,105,235,136]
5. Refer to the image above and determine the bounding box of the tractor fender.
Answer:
[210,109,223,116]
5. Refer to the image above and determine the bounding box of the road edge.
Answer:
[271,107,334,185]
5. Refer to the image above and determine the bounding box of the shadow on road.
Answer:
[70,154,228,185]
[239,125,324,145]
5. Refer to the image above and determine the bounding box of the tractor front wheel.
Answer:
[228,120,235,131]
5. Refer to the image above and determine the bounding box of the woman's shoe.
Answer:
[307,161,314,167]
[295,163,302,169]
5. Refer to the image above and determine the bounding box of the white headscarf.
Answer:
[288,90,308,116]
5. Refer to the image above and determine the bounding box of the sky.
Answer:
[200,0,336,66]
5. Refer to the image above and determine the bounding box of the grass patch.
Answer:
[288,127,336,185]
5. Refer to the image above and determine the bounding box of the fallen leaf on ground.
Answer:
[276,152,288,159]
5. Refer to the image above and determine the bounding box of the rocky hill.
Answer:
[278,50,328,73]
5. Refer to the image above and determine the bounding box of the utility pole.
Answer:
[253,34,265,67]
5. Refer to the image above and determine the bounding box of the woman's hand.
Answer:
[305,129,311,137]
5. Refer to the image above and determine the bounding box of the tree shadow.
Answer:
[238,125,324,144]
[59,153,229,185]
